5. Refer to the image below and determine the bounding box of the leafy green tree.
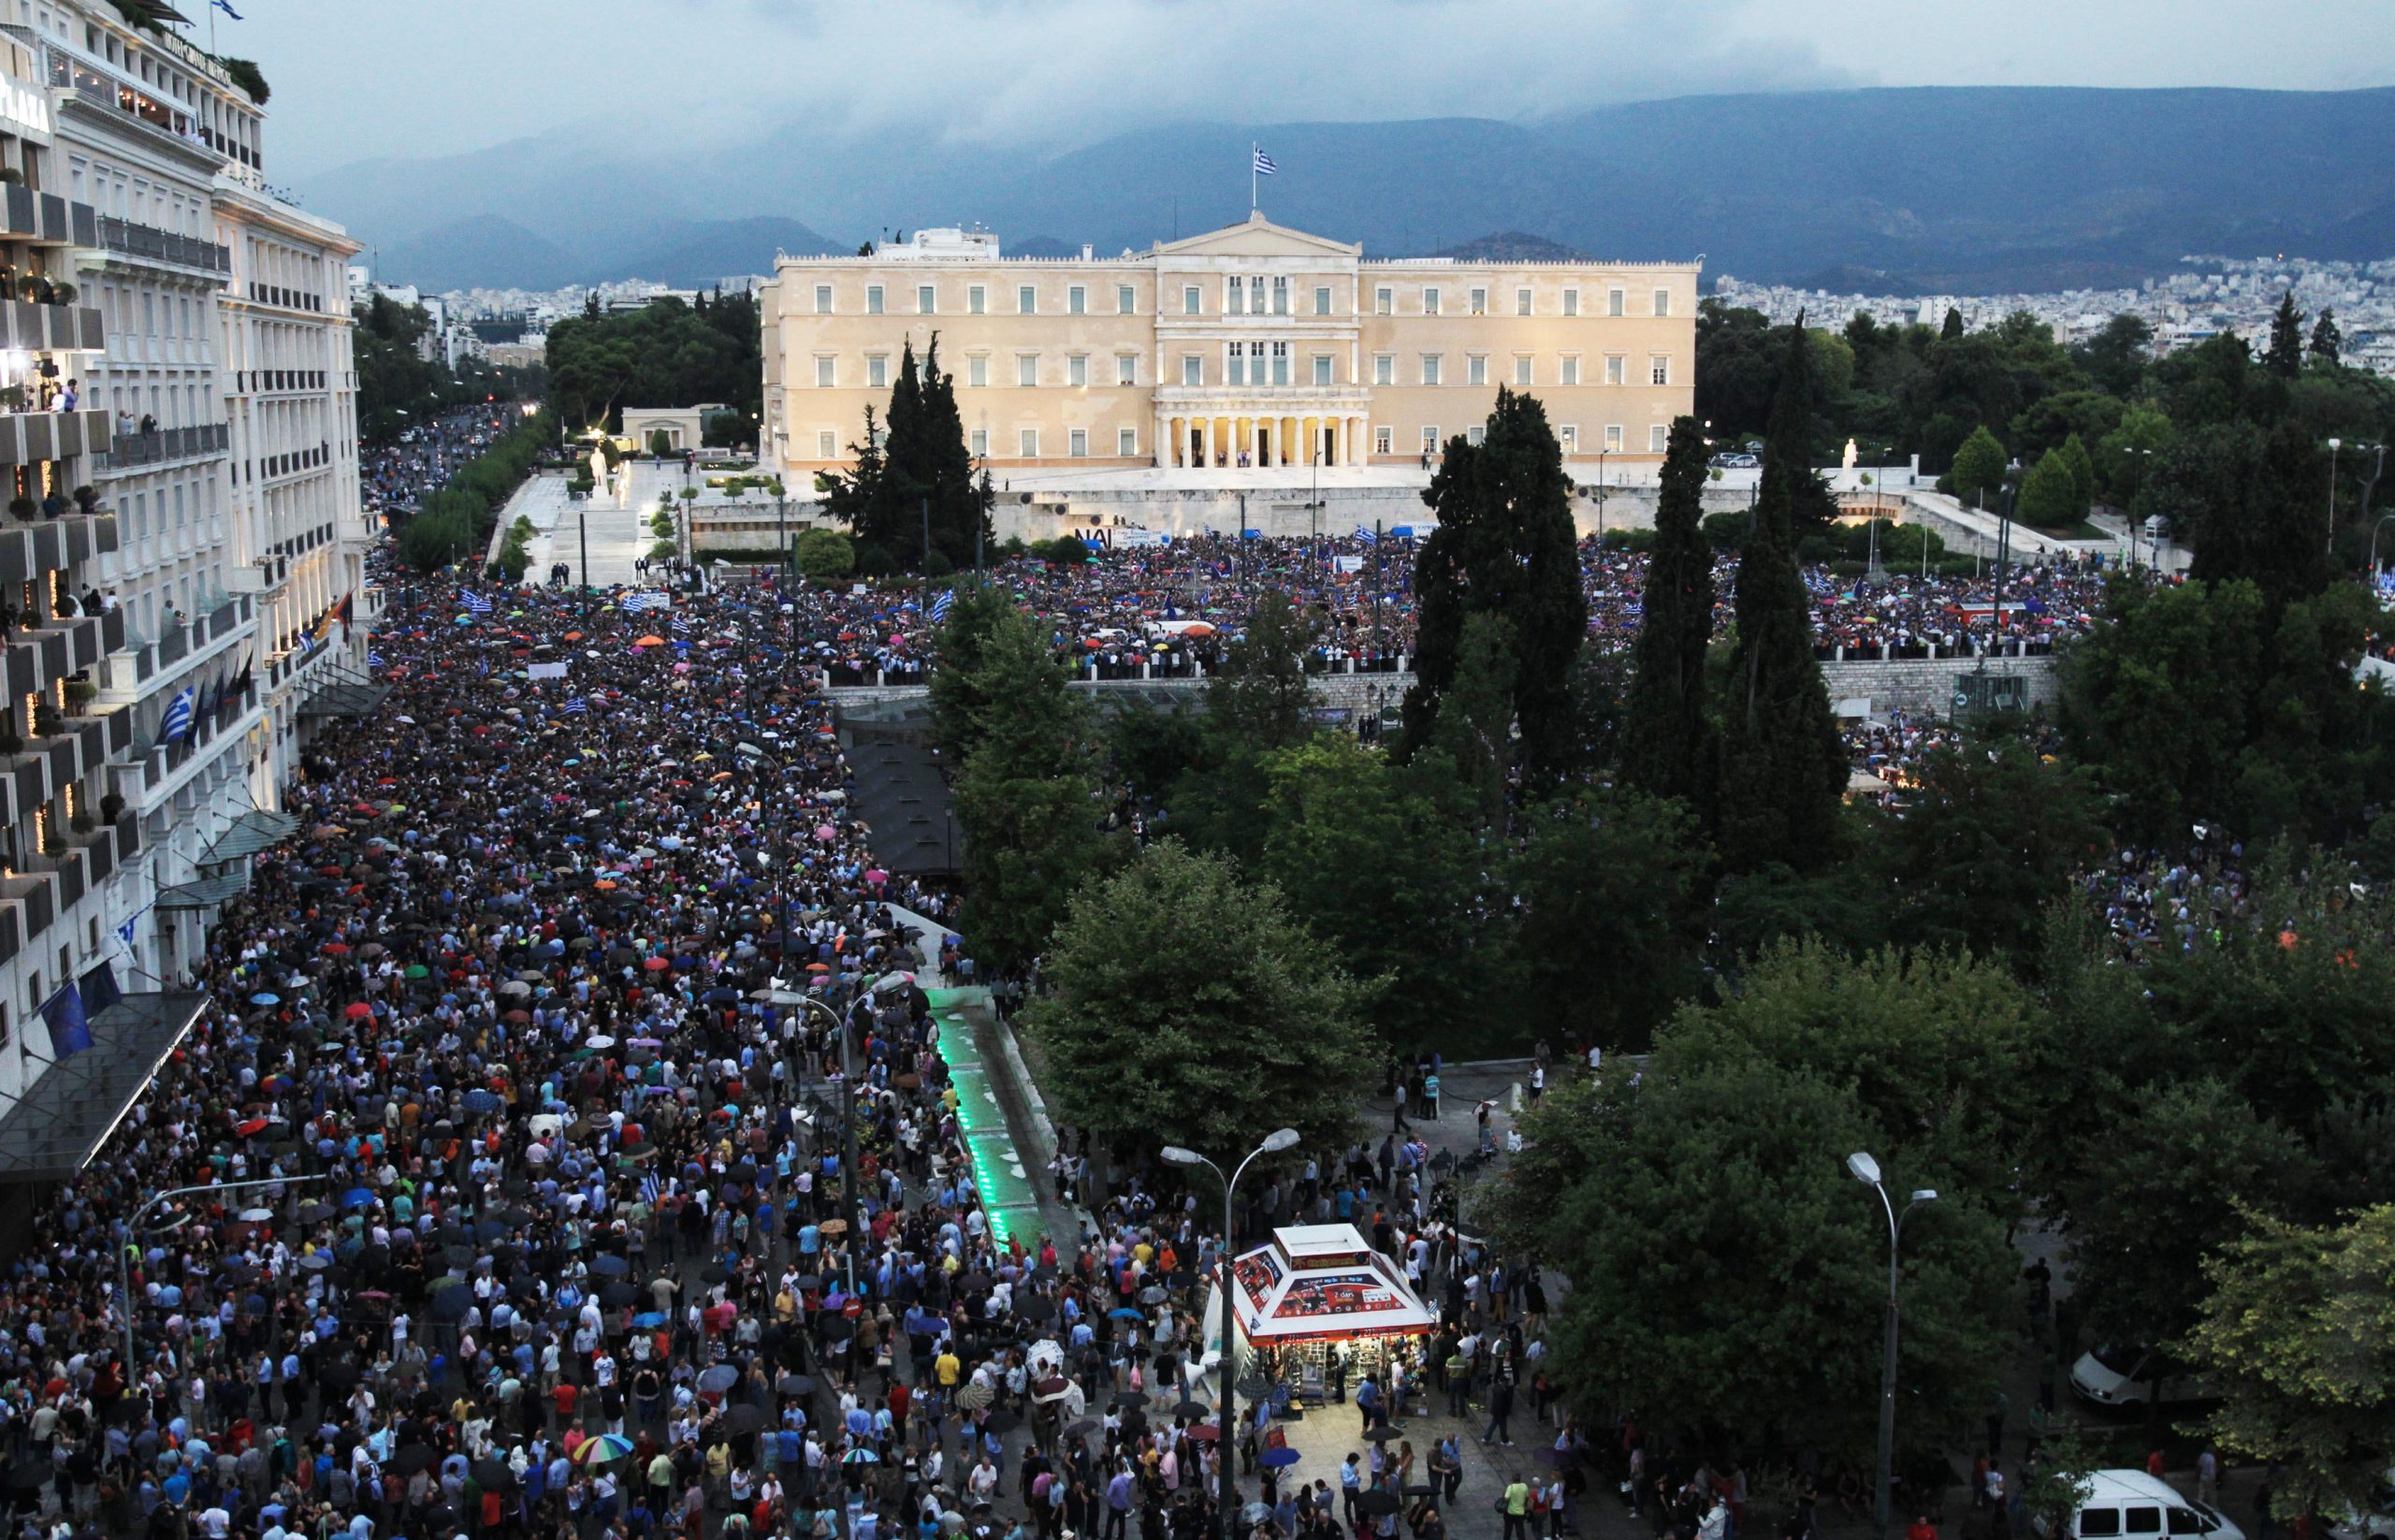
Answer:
[2072,312,2156,399]
[1506,784,1706,1052]
[544,290,760,432]
[1711,856,1894,962]
[2097,401,2173,504]
[2266,289,2307,379]
[1493,1057,2012,1455]
[1254,737,1492,1053]
[2016,447,2082,530]
[926,576,1033,765]
[1719,319,1848,875]
[1694,298,1780,442]
[1024,840,1372,1160]
[1206,592,1317,752]
[1621,416,1716,806]
[1421,613,1518,830]
[1941,305,1965,341]
[1877,738,2105,961]
[2310,307,2342,365]
[1403,387,1587,787]
[647,428,675,459]
[791,528,853,580]
[2060,432,2097,514]
[1662,939,2054,1213]
[2191,1205,2395,1526]
[1947,424,2010,508]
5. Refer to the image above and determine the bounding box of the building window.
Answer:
[918,284,936,314]
[814,283,833,314]
[1314,285,1332,316]
[1651,356,1671,385]
[1649,423,1669,452]
[1653,287,1672,318]
[1018,284,1037,314]
[1272,276,1289,314]
[1605,355,1625,385]
[1117,355,1138,385]
[1421,355,1441,385]
[1020,429,1038,457]
[1375,426,1393,455]
[1560,425,1578,452]
[1423,286,1440,316]
[969,284,986,314]
[1118,283,1136,314]
[1374,355,1394,385]
[1227,342,1246,387]
[1183,355,1202,386]
[1421,425,1440,454]
[815,356,835,387]
[1469,287,1488,315]
[1068,285,1086,315]
[1314,355,1332,386]
[1560,356,1579,386]
[1562,288,1579,317]
[1375,286,1392,316]
[1184,284,1201,315]
[1068,354,1088,387]
[818,429,837,457]
[1018,355,1039,387]
[1227,276,1244,314]
[1517,287,1532,316]
[1069,429,1088,457]
[1608,287,1626,316]
[971,428,988,457]
[1514,356,1533,385]
[1467,355,1487,386]
[1271,341,1290,385]
[968,356,988,388]
[1467,424,1486,446]
[866,284,884,314]
[867,355,889,387]
[1605,424,1623,452]
[1119,427,1138,456]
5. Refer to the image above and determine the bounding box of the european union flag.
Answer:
[40,982,88,1056]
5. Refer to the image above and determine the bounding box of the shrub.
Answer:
[650,540,677,562]
[647,429,675,459]
[7,497,32,523]
[1702,510,1749,552]
[792,528,855,581]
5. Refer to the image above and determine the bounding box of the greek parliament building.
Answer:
[758,213,1698,478]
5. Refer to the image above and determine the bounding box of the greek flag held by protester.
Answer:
[929,588,954,623]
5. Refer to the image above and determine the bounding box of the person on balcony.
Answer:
[54,378,76,412]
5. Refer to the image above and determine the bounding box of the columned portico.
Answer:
[1157,392,1375,470]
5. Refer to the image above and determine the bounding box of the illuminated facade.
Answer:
[760,213,1698,477]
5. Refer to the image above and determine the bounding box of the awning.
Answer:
[299,680,391,719]
[0,991,208,1181]
[197,806,298,864]
[157,871,250,908]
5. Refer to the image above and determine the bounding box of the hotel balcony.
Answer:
[0,410,110,468]
[0,809,139,966]
[102,422,227,472]
[93,214,230,277]
[0,299,104,355]
[0,184,97,251]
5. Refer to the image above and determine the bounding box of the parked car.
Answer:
[2041,1471,2244,1540]
[2327,1468,2395,1540]
[2070,1345,2218,1409]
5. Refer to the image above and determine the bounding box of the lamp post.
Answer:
[1163,1127,1301,1540]
[121,1175,321,1378]
[766,969,911,1291]
[1847,1152,1938,1540]
[2329,438,2344,555]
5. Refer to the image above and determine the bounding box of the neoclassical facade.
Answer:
[760,214,1698,477]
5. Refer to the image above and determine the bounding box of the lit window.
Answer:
[1604,424,1623,452]
[1469,288,1487,315]
[1420,425,1440,453]
[866,285,883,315]
[1374,426,1393,455]
[815,356,835,387]
[1560,425,1577,452]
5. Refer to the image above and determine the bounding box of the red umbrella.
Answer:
[323,941,351,955]
[644,957,671,972]
[235,1116,269,1137]
[344,1002,374,1020]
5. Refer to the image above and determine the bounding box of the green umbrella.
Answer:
[404,964,430,979]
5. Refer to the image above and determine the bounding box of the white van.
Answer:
[2061,1471,2243,1540]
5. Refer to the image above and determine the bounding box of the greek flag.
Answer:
[670,615,692,635]
[560,697,588,716]
[367,651,386,668]
[623,592,669,613]
[459,591,492,615]
[929,588,954,623]
[160,686,195,742]
[1354,526,1378,544]
[1253,148,1277,177]
[212,0,242,17]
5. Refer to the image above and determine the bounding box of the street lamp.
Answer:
[1848,1152,1938,1540]
[765,968,912,1291]
[2329,438,2343,555]
[1163,1127,1301,1540]
[122,1175,322,1377]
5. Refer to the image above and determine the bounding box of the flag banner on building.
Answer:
[79,959,123,1017]
[40,981,89,1057]
[529,661,569,681]
[160,686,195,742]
[929,589,954,623]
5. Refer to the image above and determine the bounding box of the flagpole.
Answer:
[1250,143,1257,214]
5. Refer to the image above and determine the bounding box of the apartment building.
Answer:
[761,213,1699,478]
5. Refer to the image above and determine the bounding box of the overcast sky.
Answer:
[214,0,2395,183]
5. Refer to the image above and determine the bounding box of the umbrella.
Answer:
[1363,1428,1401,1444]
[1063,1420,1098,1441]
[344,1002,374,1020]
[340,1187,375,1209]
[1257,1446,1298,1466]
[632,1312,668,1329]
[982,1410,1021,1435]
[250,992,281,1006]
[1186,1425,1222,1445]
[1173,1400,1211,1419]
[1357,1491,1401,1517]
[575,1433,634,1465]
[1110,1391,1149,1408]
[388,1445,439,1475]
[1108,1307,1143,1322]
[589,1255,631,1277]
[843,1448,881,1464]
[472,1459,517,1491]
[723,1404,770,1433]
[698,1365,740,1393]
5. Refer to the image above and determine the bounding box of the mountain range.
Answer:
[310,85,2395,296]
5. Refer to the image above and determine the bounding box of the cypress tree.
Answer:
[1401,387,1587,788]
[2265,290,2306,379]
[1717,318,1849,875]
[1941,306,1965,341]
[2311,308,2342,365]
[915,336,994,569]
[1621,414,1716,807]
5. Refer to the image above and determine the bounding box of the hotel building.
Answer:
[759,213,1699,479]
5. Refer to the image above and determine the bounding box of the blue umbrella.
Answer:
[843,1449,879,1464]
[1261,1448,1301,1469]
[631,1312,667,1329]
[589,1255,631,1277]
[1109,1308,1143,1321]
[339,1187,374,1209]
[251,993,281,1006]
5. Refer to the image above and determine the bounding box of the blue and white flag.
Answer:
[1354,525,1378,544]
[623,591,669,613]
[560,697,588,716]
[929,588,954,623]
[366,650,386,668]
[459,591,492,616]
[211,0,242,18]
[670,615,692,635]
[1253,148,1277,177]
[160,686,195,742]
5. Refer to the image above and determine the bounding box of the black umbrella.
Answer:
[388,1445,439,1475]
[723,1403,770,1433]
[1173,1400,1210,1419]
[600,1281,637,1308]
[1063,1419,1097,1440]
[982,1410,1021,1434]
[1363,1427,1401,1444]
[1110,1391,1149,1408]
[1357,1491,1401,1517]
[472,1459,517,1490]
